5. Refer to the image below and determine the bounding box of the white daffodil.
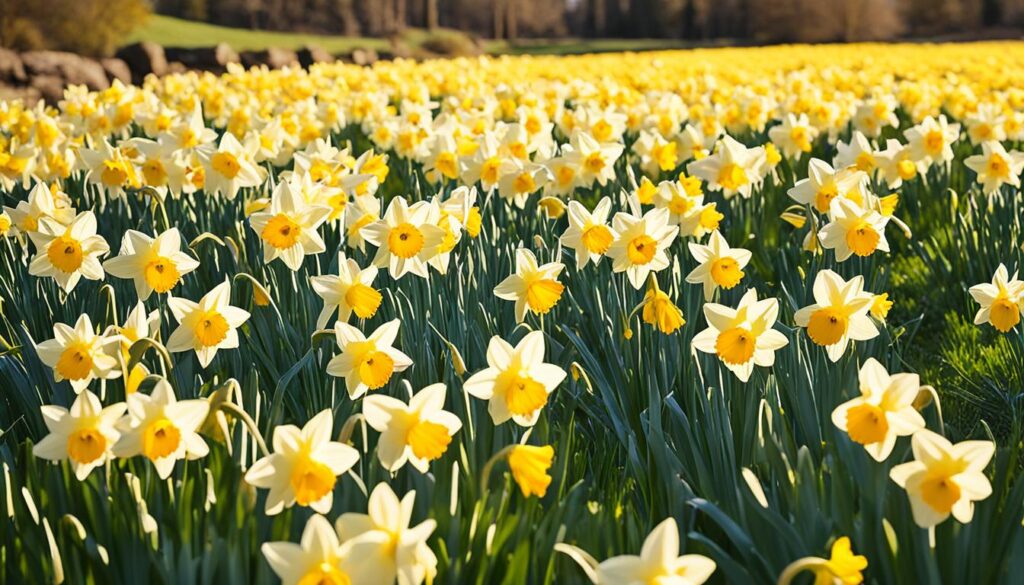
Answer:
[768,113,817,159]
[831,358,926,461]
[335,482,438,585]
[3,182,75,235]
[262,515,377,585]
[166,280,251,368]
[363,383,462,473]
[28,211,109,293]
[687,135,765,199]
[563,131,624,188]
[685,230,752,301]
[561,517,716,585]
[818,198,890,262]
[494,248,566,323]
[964,141,1024,195]
[36,313,121,393]
[361,196,445,279]
[199,132,263,199]
[834,130,879,174]
[463,331,566,427]
[969,263,1024,333]
[112,378,209,478]
[904,114,960,167]
[326,319,413,399]
[497,159,552,208]
[890,430,994,528]
[607,207,679,290]
[32,390,126,480]
[103,228,199,299]
[560,197,616,268]
[788,158,868,215]
[79,139,140,198]
[249,180,331,271]
[345,194,382,253]
[245,409,360,515]
[692,288,789,382]
[793,270,878,362]
[310,252,382,330]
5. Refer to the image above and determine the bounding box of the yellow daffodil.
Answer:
[508,443,555,497]
[818,198,890,262]
[607,207,679,290]
[560,197,616,268]
[28,211,109,293]
[964,141,1024,195]
[262,514,375,585]
[103,228,199,299]
[244,409,360,515]
[112,378,210,478]
[310,252,382,330]
[793,270,878,362]
[692,288,789,382]
[249,180,331,271]
[969,263,1024,333]
[326,319,413,399]
[363,383,462,472]
[32,390,125,480]
[494,248,566,323]
[361,196,445,279]
[36,313,121,393]
[890,429,994,528]
[166,280,251,368]
[685,230,752,301]
[831,358,926,461]
[464,331,566,427]
[335,482,438,585]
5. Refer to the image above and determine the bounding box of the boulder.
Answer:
[165,43,239,73]
[0,48,26,85]
[115,41,168,80]
[240,47,298,70]
[350,47,380,66]
[297,45,335,68]
[29,75,65,105]
[0,84,41,104]
[20,51,108,91]
[101,58,132,85]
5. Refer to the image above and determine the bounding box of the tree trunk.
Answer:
[506,0,517,40]
[493,0,504,39]
[426,0,438,29]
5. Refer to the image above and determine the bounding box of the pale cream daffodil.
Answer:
[103,228,199,299]
[166,280,251,368]
[326,319,413,399]
[32,390,126,480]
[691,288,789,382]
[363,383,462,473]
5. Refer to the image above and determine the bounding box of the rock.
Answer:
[101,58,132,85]
[297,45,334,68]
[29,75,65,105]
[240,47,298,70]
[115,41,168,80]
[0,84,41,104]
[165,43,239,73]
[20,51,109,91]
[350,47,380,66]
[166,61,187,75]
[0,48,26,84]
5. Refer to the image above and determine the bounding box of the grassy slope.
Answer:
[124,14,691,56]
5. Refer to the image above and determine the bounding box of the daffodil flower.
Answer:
[687,135,765,199]
[607,207,679,290]
[113,378,210,478]
[464,331,566,427]
[818,198,889,262]
[262,514,375,585]
[245,409,360,515]
[560,197,616,268]
[890,429,994,528]
[793,270,878,362]
[831,358,926,461]
[32,390,126,480]
[494,248,566,323]
[361,196,445,279]
[166,280,251,368]
[363,383,462,472]
[28,211,109,293]
[335,482,438,585]
[103,228,199,299]
[326,320,413,399]
[685,230,752,301]
[964,141,1024,195]
[310,252,382,330]
[691,288,789,382]
[969,263,1024,333]
[249,180,331,271]
[37,313,122,393]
